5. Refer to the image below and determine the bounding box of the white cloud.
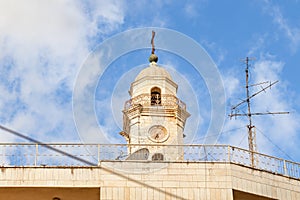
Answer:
[183,0,208,20]
[251,59,300,156]
[247,34,268,56]
[184,3,199,19]
[201,40,227,66]
[0,1,125,142]
[263,1,300,52]
[86,0,125,35]
[0,1,85,57]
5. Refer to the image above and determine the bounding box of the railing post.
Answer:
[35,144,38,166]
[227,146,231,163]
[283,159,288,176]
[97,144,100,165]
[1,145,4,166]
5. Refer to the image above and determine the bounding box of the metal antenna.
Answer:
[151,31,155,54]
[229,57,289,167]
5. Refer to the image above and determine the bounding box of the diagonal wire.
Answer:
[238,128,248,146]
[256,127,294,161]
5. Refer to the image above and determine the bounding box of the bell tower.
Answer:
[120,32,190,161]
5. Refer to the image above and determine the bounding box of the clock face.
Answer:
[148,125,169,143]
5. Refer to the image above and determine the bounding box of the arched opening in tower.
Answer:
[151,87,161,105]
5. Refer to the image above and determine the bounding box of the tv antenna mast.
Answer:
[229,57,289,167]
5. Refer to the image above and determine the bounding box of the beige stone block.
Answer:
[251,181,260,194]
[233,177,244,189]
[270,186,277,198]
[104,180,127,187]
[295,192,300,200]
[164,188,171,200]
[159,189,166,199]
[277,188,285,200]
[228,188,236,200]
[141,174,164,181]
[256,182,263,194]
[293,184,300,193]
[124,187,130,200]
[20,170,30,180]
[169,188,177,200]
[143,181,163,188]
[162,180,179,187]
[197,181,207,188]
[287,190,293,200]
[176,188,184,199]
[112,187,119,199]
[206,188,211,199]
[191,174,206,182]
[100,187,106,199]
[207,181,219,188]
[128,174,142,181]
[179,181,198,187]
[229,188,234,200]
[207,174,227,182]
[100,174,126,181]
[215,188,222,200]
[291,191,298,200]
[220,189,229,200]
[246,179,253,193]
[265,185,272,197]
[218,181,232,189]
[166,174,184,181]
[126,180,143,188]
[199,188,206,199]
[129,187,136,199]
[167,168,196,175]
[147,188,154,199]
[141,187,148,199]
[210,168,228,176]
[185,188,194,199]
[193,188,200,199]
[261,183,267,196]
[152,188,162,200]
[120,187,126,200]
[175,174,193,182]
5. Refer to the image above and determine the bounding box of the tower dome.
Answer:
[129,53,177,97]
[134,61,173,82]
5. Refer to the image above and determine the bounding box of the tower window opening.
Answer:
[151,87,161,105]
[152,153,164,161]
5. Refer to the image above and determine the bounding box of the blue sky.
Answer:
[0,1,300,162]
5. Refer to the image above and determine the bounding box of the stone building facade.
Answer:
[0,161,299,200]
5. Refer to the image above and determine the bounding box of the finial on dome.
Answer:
[149,31,158,63]
[149,54,158,63]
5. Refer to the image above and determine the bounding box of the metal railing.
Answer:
[124,94,187,110]
[0,143,299,179]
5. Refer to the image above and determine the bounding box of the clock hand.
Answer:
[155,133,159,139]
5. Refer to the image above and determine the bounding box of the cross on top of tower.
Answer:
[149,30,158,63]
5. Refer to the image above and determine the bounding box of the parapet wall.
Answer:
[0,162,299,200]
